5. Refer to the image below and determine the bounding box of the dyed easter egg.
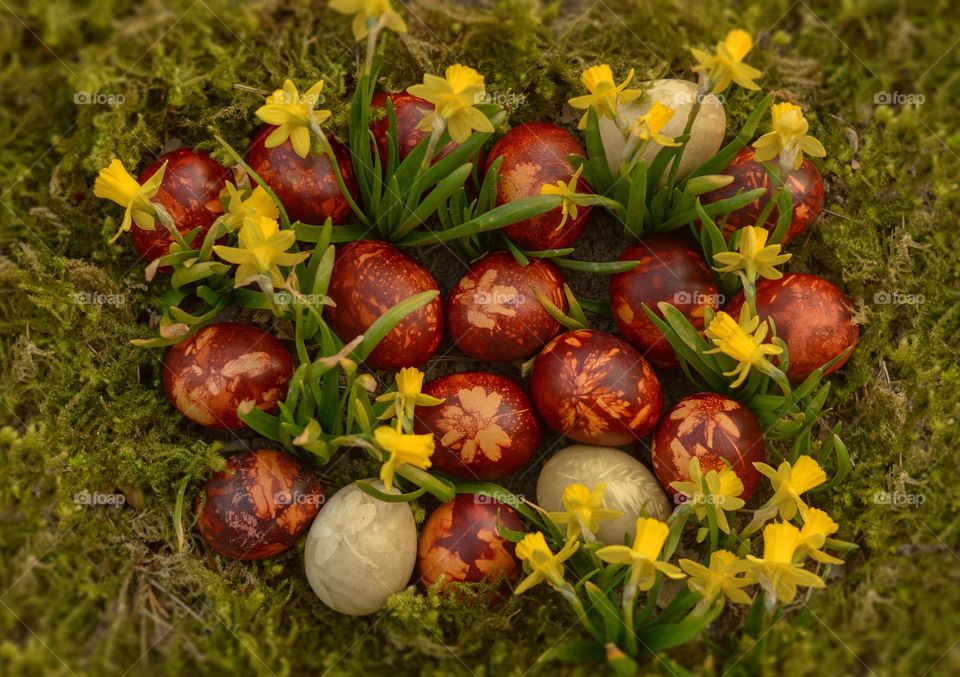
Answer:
[446,251,566,361]
[599,79,726,180]
[537,445,671,545]
[417,494,524,599]
[196,449,323,560]
[326,240,443,371]
[485,122,593,250]
[651,393,766,501]
[702,146,824,245]
[370,92,467,166]
[726,273,858,383]
[133,148,230,263]
[304,481,418,616]
[244,125,358,225]
[609,235,720,366]
[414,371,541,479]
[530,330,663,445]
[163,322,293,429]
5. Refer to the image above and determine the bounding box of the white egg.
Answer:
[598,78,726,181]
[304,480,417,616]
[536,445,671,545]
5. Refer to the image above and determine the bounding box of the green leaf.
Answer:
[351,290,440,363]
[395,196,560,246]
[356,480,427,503]
[687,93,773,179]
[393,163,474,238]
[552,258,640,274]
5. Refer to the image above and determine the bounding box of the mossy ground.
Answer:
[1,0,959,674]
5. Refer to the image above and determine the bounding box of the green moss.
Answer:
[2,0,959,674]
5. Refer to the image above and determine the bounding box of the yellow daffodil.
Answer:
[568,64,643,130]
[630,101,681,147]
[514,531,579,594]
[407,64,494,144]
[743,455,827,536]
[94,159,167,241]
[691,29,762,94]
[329,0,407,42]
[547,483,624,543]
[373,425,435,492]
[704,305,783,387]
[375,367,445,423]
[256,80,331,159]
[753,102,827,171]
[713,225,792,283]
[670,458,746,535]
[747,522,825,604]
[539,164,585,231]
[213,215,310,287]
[220,183,280,232]
[596,517,685,592]
[798,508,844,565]
[679,550,755,611]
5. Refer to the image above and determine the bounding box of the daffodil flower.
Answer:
[596,517,685,593]
[704,305,783,387]
[713,225,792,283]
[679,550,755,612]
[743,455,827,536]
[407,64,494,145]
[373,425,435,492]
[213,215,310,288]
[568,64,643,130]
[670,458,746,535]
[539,165,587,231]
[798,508,844,565]
[746,522,825,604]
[220,183,280,232]
[256,80,331,159]
[691,29,762,95]
[376,367,445,424]
[547,483,623,543]
[753,102,827,171]
[94,159,168,242]
[329,0,407,42]
[514,531,579,594]
[629,101,681,147]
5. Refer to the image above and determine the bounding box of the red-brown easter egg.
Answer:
[703,146,824,245]
[726,273,858,384]
[326,240,443,371]
[417,494,523,599]
[446,251,566,362]
[370,92,469,166]
[163,322,293,429]
[133,148,230,263]
[651,393,766,501]
[244,125,358,225]
[530,330,663,446]
[196,449,323,560]
[609,235,720,366]
[414,371,541,479]
[485,122,592,250]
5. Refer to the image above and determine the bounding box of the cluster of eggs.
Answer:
[139,79,858,617]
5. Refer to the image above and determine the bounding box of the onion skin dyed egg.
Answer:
[163,322,293,429]
[651,393,766,501]
[726,273,858,384]
[413,371,542,480]
[133,148,230,263]
[304,481,418,616]
[485,122,593,250]
[703,146,824,245]
[609,235,720,367]
[417,494,524,599]
[326,240,443,371]
[370,92,467,166]
[244,125,358,225]
[447,251,566,362]
[530,329,663,446]
[537,445,671,545]
[196,449,323,560]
